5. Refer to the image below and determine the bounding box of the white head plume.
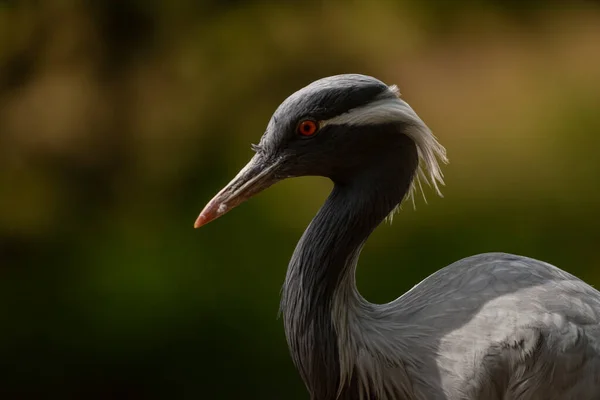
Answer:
[320,84,448,216]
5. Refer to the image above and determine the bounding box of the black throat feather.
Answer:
[280,131,418,400]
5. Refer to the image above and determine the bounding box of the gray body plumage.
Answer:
[284,250,600,399]
[198,74,600,399]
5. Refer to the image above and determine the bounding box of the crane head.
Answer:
[195,74,447,228]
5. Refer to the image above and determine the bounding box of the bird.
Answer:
[194,74,600,400]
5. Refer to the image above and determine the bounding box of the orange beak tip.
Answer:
[194,201,225,229]
[193,213,208,229]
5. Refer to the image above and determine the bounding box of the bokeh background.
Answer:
[1,1,600,398]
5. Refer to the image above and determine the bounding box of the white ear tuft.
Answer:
[388,85,400,97]
[321,86,448,220]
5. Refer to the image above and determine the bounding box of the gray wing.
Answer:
[388,252,600,399]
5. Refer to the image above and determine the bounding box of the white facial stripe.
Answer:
[320,97,414,127]
[320,91,448,206]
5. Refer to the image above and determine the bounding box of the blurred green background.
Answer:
[1,0,600,398]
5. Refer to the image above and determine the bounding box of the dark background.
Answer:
[1,1,600,398]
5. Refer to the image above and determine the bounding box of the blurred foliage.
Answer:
[1,0,600,398]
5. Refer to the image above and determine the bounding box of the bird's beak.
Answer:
[194,154,281,228]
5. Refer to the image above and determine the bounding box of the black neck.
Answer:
[280,142,417,399]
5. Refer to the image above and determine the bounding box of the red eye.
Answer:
[297,120,318,137]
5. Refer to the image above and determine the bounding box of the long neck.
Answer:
[280,166,414,399]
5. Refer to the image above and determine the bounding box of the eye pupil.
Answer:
[298,120,317,136]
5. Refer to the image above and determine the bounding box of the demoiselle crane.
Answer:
[195,74,600,400]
